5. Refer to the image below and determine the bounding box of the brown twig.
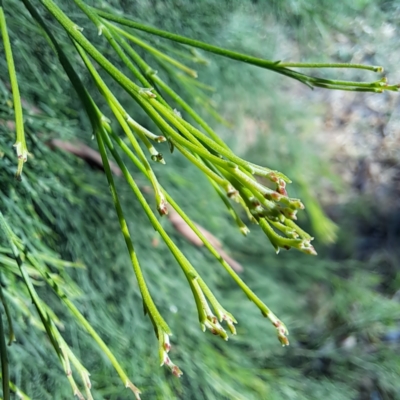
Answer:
[48,139,122,176]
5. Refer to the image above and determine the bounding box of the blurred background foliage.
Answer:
[0,0,400,399]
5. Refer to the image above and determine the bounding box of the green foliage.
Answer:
[0,0,399,399]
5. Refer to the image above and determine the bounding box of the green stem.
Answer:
[0,214,89,396]
[8,379,31,400]
[207,178,249,235]
[46,320,85,399]
[95,9,400,92]
[0,212,60,358]
[96,126,170,327]
[101,129,194,277]
[72,0,169,109]
[21,3,157,393]
[27,0,166,333]
[135,97,240,170]
[40,0,226,164]
[106,23,229,149]
[312,83,392,92]
[0,282,14,345]
[150,101,254,172]
[2,285,86,398]
[174,142,233,192]
[58,338,92,400]
[27,254,138,398]
[39,0,145,98]
[278,62,383,71]
[93,8,385,83]
[259,218,303,249]
[106,20,198,78]
[108,129,287,334]
[0,375,31,400]
[0,282,15,346]
[0,305,9,400]
[74,40,164,148]
[101,128,228,330]
[73,42,167,212]
[0,5,27,179]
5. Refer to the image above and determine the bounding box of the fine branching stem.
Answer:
[0,303,10,400]
[93,7,399,92]
[0,281,14,346]
[6,0,397,397]
[0,4,27,179]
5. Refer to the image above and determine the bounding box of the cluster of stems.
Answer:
[0,212,141,400]
[1,0,398,397]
